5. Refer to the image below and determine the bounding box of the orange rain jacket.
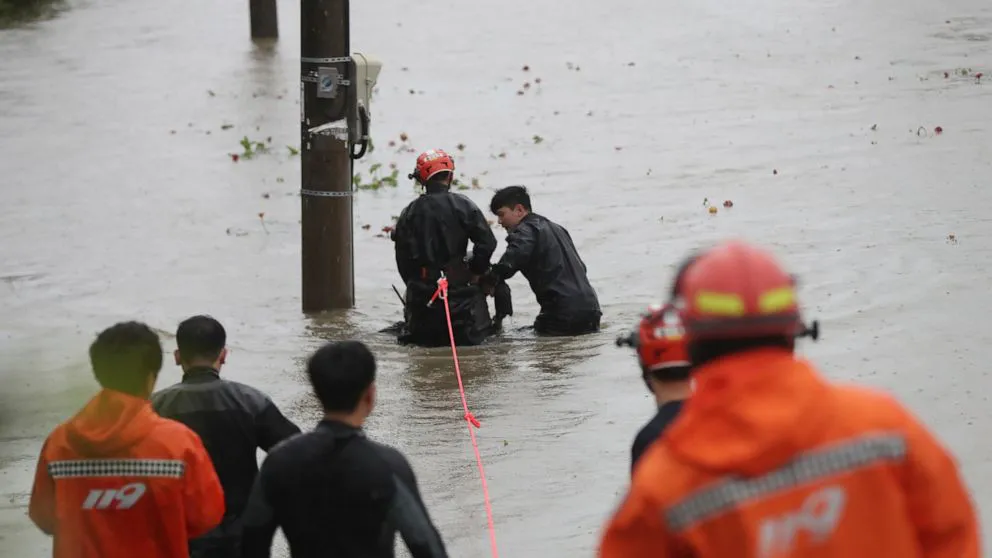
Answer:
[599,348,980,558]
[29,389,225,558]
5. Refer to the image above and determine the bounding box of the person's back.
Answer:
[392,149,498,346]
[599,241,979,558]
[613,349,978,557]
[241,340,448,558]
[151,315,300,557]
[487,186,600,335]
[29,321,225,558]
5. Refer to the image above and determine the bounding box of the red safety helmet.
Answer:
[410,149,455,184]
[616,304,691,373]
[671,240,819,341]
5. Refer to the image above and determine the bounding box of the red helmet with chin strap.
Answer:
[410,149,455,184]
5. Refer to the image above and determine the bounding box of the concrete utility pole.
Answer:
[249,0,278,40]
[300,0,353,311]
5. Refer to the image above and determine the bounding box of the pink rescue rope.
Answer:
[429,273,499,558]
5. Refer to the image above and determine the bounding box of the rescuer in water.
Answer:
[598,240,979,558]
[482,185,600,336]
[390,149,510,346]
[616,303,692,475]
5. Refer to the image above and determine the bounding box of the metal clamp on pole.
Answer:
[300,189,353,198]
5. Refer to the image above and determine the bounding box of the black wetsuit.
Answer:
[150,367,300,558]
[392,183,502,346]
[240,420,448,558]
[630,400,685,475]
[487,212,601,335]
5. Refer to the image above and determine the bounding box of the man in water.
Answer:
[240,340,449,558]
[483,185,601,335]
[616,304,692,475]
[391,148,505,346]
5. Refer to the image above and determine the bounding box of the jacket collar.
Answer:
[182,366,221,384]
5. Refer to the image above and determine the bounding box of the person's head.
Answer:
[307,340,377,424]
[490,185,531,231]
[89,321,164,398]
[670,240,818,369]
[174,315,227,371]
[410,149,455,190]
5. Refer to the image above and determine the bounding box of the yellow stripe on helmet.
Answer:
[758,286,796,314]
[694,291,746,316]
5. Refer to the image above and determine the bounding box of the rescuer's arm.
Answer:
[256,398,301,453]
[900,408,981,558]
[392,209,420,285]
[488,221,537,282]
[389,472,449,558]
[460,199,497,276]
[28,439,55,536]
[598,486,681,558]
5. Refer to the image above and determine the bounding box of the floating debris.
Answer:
[947,233,957,244]
[773,169,778,175]
[522,65,530,72]
[723,200,734,208]
[532,135,544,144]
[935,126,943,135]
[361,224,371,230]
[708,206,718,215]
[399,132,409,142]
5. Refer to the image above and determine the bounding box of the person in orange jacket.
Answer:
[598,240,980,558]
[29,321,225,558]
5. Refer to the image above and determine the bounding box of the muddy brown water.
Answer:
[2,0,992,555]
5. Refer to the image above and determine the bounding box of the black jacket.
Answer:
[241,420,448,558]
[392,185,497,285]
[630,399,685,475]
[150,367,300,551]
[489,213,601,323]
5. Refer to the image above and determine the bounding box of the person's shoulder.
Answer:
[149,381,185,405]
[825,381,925,445]
[366,438,414,473]
[224,379,278,409]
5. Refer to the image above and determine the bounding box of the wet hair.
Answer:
[490,185,532,214]
[89,321,164,396]
[176,315,226,364]
[307,340,376,412]
[688,336,794,368]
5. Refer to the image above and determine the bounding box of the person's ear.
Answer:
[366,383,377,410]
[218,348,228,366]
[173,349,181,367]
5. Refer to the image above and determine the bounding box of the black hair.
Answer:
[89,321,164,396]
[490,185,532,214]
[424,170,453,192]
[176,315,226,364]
[307,340,376,412]
[641,365,691,392]
[688,336,794,368]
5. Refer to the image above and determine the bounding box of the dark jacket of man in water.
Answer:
[241,340,449,558]
[151,315,300,558]
[483,185,601,335]
[391,149,506,346]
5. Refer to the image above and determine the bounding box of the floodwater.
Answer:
[2,0,992,555]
